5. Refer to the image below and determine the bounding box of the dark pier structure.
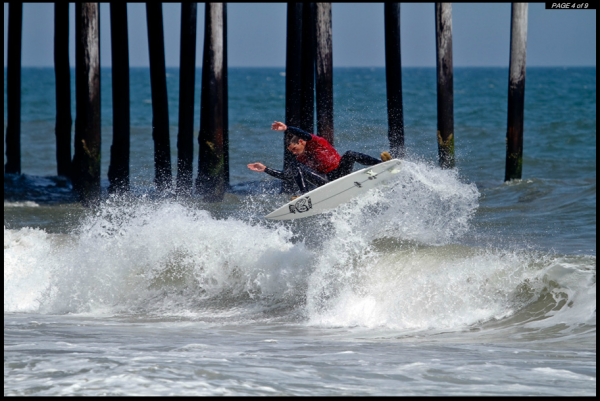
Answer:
[505,3,528,182]
[71,3,101,204]
[176,2,198,195]
[435,3,454,169]
[146,3,172,193]
[54,2,72,179]
[108,3,130,194]
[384,3,404,159]
[5,2,22,175]
[196,2,228,202]
[4,3,530,204]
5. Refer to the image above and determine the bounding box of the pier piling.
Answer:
[283,3,304,194]
[384,3,405,159]
[284,3,304,132]
[5,2,22,175]
[108,3,130,194]
[435,3,455,169]
[176,2,198,195]
[223,4,229,189]
[72,3,101,204]
[146,3,172,192]
[315,2,334,146]
[54,3,72,178]
[505,3,528,182]
[300,2,316,134]
[196,3,228,202]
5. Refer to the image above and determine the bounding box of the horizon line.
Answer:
[6,64,597,69]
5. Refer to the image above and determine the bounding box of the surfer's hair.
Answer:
[286,135,302,147]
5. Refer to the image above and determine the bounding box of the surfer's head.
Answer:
[287,136,307,155]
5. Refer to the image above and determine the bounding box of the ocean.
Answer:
[4,66,596,396]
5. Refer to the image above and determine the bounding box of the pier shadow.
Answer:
[4,173,78,205]
[4,173,285,205]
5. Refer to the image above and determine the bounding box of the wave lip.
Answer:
[306,244,596,338]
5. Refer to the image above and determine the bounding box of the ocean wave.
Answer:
[4,185,595,342]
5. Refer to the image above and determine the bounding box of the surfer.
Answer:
[247,121,392,195]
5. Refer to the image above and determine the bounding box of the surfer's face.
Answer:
[287,139,306,155]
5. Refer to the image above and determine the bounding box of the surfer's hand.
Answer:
[247,163,266,172]
[271,121,287,131]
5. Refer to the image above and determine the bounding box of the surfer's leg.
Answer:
[346,150,382,166]
[328,151,382,180]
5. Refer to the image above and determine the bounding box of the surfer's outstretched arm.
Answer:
[263,166,286,180]
[248,162,287,180]
[272,121,312,142]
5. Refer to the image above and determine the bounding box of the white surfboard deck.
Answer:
[265,159,402,220]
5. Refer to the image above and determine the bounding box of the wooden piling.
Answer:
[223,4,230,189]
[435,3,455,169]
[285,3,303,132]
[108,3,130,194]
[54,3,72,178]
[72,3,101,204]
[384,3,404,158]
[505,3,528,182]
[300,2,315,134]
[196,3,228,202]
[283,3,304,194]
[146,2,172,192]
[5,2,22,175]
[315,2,334,146]
[176,2,197,195]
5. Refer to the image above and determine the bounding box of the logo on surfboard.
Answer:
[289,196,312,214]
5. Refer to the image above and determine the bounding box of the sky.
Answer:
[3,3,597,68]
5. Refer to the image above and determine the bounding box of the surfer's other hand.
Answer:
[247,163,266,172]
[271,121,287,131]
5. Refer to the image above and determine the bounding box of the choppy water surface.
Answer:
[4,67,596,395]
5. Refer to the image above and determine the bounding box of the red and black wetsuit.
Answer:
[294,132,341,174]
[264,126,383,194]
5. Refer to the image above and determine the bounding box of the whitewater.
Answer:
[5,160,595,396]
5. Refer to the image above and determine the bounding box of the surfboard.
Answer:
[265,159,402,220]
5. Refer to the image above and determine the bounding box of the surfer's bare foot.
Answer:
[381,151,392,162]
[290,196,300,201]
